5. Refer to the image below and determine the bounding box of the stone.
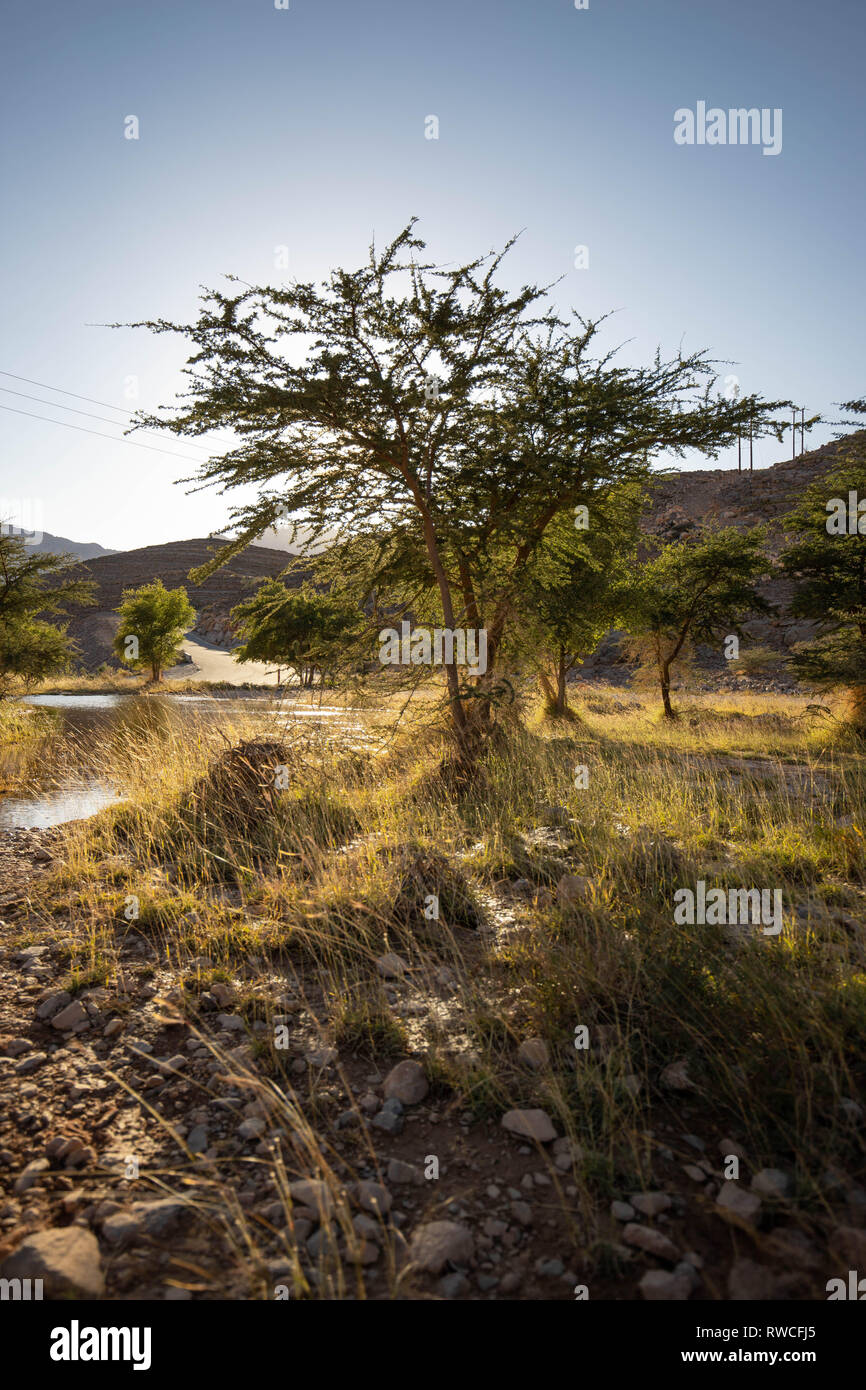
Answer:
[501,1109,557,1143]
[16,1052,47,1075]
[238,1118,266,1140]
[510,1201,533,1227]
[611,1200,635,1222]
[137,1199,192,1237]
[305,1047,338,1067]
[216,1013,246,1031]
[438,1271,470,1298]
[409,1221,474,1274]
[210,982,236,1006]
[103,1019,123,1039]
[355,1181,392,1216]
[750,1168,790,1198]
[102,1211,144,1245]
[387,1158,420,1185]
[716,1182,762,1223]
[375,953,410,979]
[556,874,591,907]
[630,1192,673,1217]
[517,1037,549,1070]
[51,1000,89,1031]
[372,1108,404,1135]
[290,1180,334,1220]
[660,1059,696,1092]
[622,1224,679,1262]
[187,1125,208,1153]
[0,1226,104,1297]
[2,1038,32,1057]
[13,1159,50,1194]
[639,1269,693,1300]
[383,1059,428,1105]
[36,991,70,1020]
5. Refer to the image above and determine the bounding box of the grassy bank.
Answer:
[11,684,861,1298]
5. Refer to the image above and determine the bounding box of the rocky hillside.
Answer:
[63,539,303,670]
[581,431,863,687]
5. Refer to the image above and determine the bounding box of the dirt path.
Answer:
[165,633,284,686]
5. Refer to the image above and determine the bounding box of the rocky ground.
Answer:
[1,818,864,1302]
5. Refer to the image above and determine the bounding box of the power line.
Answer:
[0,403,215,464]
[0,385,210,444]
[0,369,213,453]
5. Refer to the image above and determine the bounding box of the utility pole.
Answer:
[792,407,797,461]
[800,406,805,455]
[738,433,742,472]
[749,410,754,472]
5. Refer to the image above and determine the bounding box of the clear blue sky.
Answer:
[1,0,863,550]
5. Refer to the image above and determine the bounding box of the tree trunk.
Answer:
[555,646,568,717]
[659,658,675,718]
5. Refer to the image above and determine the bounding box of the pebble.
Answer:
[355,1181,392,1216]
[639,1268,693,1300]
[630,1192,673,1217]
[15,1052,47,1075]
[375,953,410,979]
[36,991,71,1020]
[383,1059,428,1105]
[750,1167,790,1198]
[500,1109,557,1144]
[716,1181,762,1223]
[409,1220,474,1274]
[0,1226,104,1297]
[13,1159,50,1194]
[622,1223,679,1262]
[51,1000,89,1031]
[517,1038,549,1070]
[611,1200,635,1222]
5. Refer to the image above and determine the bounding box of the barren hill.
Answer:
[63,538,302,670]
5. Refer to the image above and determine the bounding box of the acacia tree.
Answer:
[622,528,770,717]
[113,580,196,683]
[125,221,789,754]
[780,435,866,727]
[0,532,96,694]
[231,579,363,687]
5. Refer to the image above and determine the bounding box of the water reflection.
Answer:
[1,692,366,829]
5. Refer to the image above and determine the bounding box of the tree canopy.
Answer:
[621,528,770,717]
[231,579,364,687]
[113,580,196,683]
[0,531,96,695]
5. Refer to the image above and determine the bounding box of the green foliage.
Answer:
[0,531,96,694]
[231,578,364,686]
[622,527,770,716]
[113,579,196,682]
[780,440,866,714]
[517,482,643,712]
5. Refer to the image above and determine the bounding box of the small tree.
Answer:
[519,486,642,717]
[113,580,196,683]
[231,579,363,687]
[780,436,866,727]
[622,528,770,717]
[0,531,96,695]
